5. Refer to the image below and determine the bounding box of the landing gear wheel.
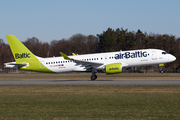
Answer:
[91,75,97,81]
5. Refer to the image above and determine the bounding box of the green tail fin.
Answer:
[6,35,37,63]
[6,35,54,73]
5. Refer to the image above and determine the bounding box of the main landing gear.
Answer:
[91,74,97,81]
[91,69,97,81]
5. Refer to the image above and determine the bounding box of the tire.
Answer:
[91,75,97,81]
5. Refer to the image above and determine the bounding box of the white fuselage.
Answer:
[37,49,176,73]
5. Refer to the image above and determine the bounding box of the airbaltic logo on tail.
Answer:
[115,51,149,59]
[15,53,30,59]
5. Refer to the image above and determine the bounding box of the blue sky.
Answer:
[1,0,180,43]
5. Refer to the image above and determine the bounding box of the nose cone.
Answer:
[169,55,176,62]
[172,55,176,61]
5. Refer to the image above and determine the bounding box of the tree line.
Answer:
[0,27,179,71]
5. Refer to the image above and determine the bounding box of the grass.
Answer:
[0,85,180,120]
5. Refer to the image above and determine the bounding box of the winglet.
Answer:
[72,53,76,56]
[59,52,71,59]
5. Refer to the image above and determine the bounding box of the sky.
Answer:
[0,0,180,44]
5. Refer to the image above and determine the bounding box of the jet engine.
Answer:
[104,63,122,74]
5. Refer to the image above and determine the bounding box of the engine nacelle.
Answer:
[105,63,122,74]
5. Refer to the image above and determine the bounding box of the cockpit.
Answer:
[160,51,176,62]
[162,52,170,55]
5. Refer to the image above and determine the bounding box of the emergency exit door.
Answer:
[152,51,157,60]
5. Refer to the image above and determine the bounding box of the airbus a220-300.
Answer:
[4,35,176,80]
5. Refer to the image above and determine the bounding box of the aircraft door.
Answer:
[152,51,157,60]
[39,60,45,69]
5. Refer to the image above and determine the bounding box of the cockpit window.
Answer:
[162,52,170,55]
[162,52,166,55]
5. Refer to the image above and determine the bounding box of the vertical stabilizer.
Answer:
[6,35,37,62]
[5,35,53,73]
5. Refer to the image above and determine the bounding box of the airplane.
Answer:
[4,35,176,80]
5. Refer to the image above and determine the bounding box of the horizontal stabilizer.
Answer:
[4,62,26,69]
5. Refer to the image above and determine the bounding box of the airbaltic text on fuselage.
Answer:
[15,53,30,59]
[115,51,148,59]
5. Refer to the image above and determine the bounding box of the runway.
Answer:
[1,80,180,85]
[1,73,180,85]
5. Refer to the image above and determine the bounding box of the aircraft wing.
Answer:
[59,52,104,68]
[70,58,103,65]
